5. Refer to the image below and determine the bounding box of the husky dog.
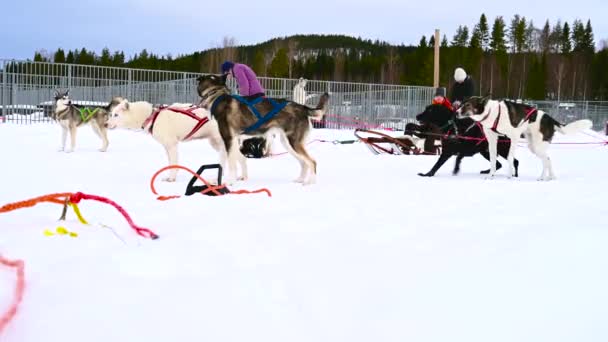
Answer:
[52,89,110,153]
[197,74,329,185]
[106,96,240,183]
[457,96,593,180]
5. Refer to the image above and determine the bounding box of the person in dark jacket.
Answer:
[450,67,475,109]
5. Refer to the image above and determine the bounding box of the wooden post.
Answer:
[433,29,440,89]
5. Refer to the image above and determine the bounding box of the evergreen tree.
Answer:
[441,35,449,48]
[269,48,289,78]
[100,48,112,66]
[452,25,470,47]
[428,35,435,47]
[525,20,536,52]
[550,20,563,53]
[66,51,75,64]
[478,14,490,50]
[252,50,266,75]
[33,51,44,62]
[540,20,551,53]
[54,48,66,63]
[419,36,428,49]
[571,19,586,52]
[490,16,507,53]
[470,26,482,50]
[584,19,595,53]
[561,22,572,53]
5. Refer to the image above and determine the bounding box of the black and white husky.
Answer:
[457,96,593,181]
[52,89,110,153]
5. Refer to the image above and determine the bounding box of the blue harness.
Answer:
[210,94,287,133]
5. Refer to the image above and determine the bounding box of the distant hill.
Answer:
[29,15,608,101]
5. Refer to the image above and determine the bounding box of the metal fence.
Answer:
[3,59,607,133]
[0,59,435,131]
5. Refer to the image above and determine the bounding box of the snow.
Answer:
[1,122,608,342]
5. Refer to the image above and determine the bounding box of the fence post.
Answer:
[127,69,132,99]
[67,64,72,90]
[1,61,5,122]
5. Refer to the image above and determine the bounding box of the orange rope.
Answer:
[0,193,73,214]
[0,255,25,336]
[150,165,272,200]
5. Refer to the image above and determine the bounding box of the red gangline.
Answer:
[0,255,25,336]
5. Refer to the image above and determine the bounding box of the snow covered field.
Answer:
[1,122,608,342]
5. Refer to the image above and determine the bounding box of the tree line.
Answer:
[27,14,608,101]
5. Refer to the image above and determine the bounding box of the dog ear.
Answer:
[220,73,228,85]
[196,75,204,82]
[481,94,491,105]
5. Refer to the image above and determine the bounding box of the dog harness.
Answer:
[142,105,210,140]
[208,93,288,133]
[232,95,288,133]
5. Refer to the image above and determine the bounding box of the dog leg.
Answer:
[506,134,519,179]
[479,150,502,174]
[452,154,465,175]
[279,133,309,183]
[163,143,179,182]
[92,121,109,152]
[224,136,241,186]
[418,152,454,177]
[59,124,68,152]
[237,151,248,181]
[484,129,499,179]
[67,124,77,153]
[293,143,317,185]
[535,141,554,181]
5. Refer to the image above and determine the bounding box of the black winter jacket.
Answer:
[450,76,475,103]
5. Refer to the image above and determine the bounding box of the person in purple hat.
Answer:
[221,61,266,99]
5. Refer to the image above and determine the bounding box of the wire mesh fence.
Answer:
[0,59,435,131]
[2,59,607,134]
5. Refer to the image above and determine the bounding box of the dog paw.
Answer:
[293,177,306,184]
[162,177,176,182]
[480,169,491,174]
[237,176,248,182]
[417,173,432,177]
[302,179,316,186]
[99,148,107,152]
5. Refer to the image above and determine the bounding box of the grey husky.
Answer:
[52,89,110,152]
[196,74,329,185]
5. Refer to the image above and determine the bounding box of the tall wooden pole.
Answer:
[433,29,440,89]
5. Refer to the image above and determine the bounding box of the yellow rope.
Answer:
[69,203,89,225]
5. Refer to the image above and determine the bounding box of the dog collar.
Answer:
[209,94,227,116]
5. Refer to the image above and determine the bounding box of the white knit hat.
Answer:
[454,68,467,83]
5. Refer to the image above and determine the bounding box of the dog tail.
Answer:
[309,92,330,121]
[556,118,593,135]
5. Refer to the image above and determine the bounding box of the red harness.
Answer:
[142,105,210,140]
[479,104,502,134]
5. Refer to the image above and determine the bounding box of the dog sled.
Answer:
[354,128,441,156]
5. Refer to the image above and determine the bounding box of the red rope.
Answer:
[69,192,159,240]
[0,255,25,336]
[150,165,272,200]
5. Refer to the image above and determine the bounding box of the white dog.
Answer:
[106,96,247,183]
[457,96,593,181]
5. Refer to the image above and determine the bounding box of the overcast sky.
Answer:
[1,0,606,60]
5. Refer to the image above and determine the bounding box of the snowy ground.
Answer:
[1,122,608,342]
